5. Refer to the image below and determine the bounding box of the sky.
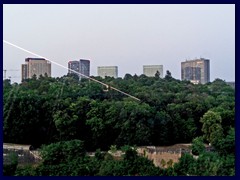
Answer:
[3,4,235,83]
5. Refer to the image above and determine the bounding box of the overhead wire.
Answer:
[3,40,141,101]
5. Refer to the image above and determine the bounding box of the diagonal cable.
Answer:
[3,40,140,101]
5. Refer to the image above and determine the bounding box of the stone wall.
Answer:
[137,144,192,168]
[3,144,41,166]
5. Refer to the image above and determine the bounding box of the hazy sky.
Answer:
[3,4,235,83]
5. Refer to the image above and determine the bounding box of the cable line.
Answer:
[3,40,140,101]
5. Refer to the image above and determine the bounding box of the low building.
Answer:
[143,65,163,78]
[97,66,118,78]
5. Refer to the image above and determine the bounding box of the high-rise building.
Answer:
[97,66,118,78]
[68,61,80,75]
[181,58,210,84]
[143,65,163,78]
[21,58,51,80]
[68,59,90,79]
[79,59,90,79]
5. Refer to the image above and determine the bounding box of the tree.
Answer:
[3,152,18,176]
[191,137,206,155]
[160,159,166,168]
[15,165,36,176]
[34,140,94,176]
[98,158,124,176]
[115,101,154,146]
[86,100,120,150]
[124,73,133,80]
[195,152,223,176]
[3,79,12,89]
[155,70,160,79]
[122,146,161,176]
[167,159,174,168]
[40,140,86,165]
[164,70,172,80]
[200,110,223,144]
[53,97,92,141]
[173,153,197,175]
[213,127,235,155]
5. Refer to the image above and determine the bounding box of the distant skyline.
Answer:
[3,4,235,83]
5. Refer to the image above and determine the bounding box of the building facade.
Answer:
[143,65,163,78]
[181,58,210,84]
[68,59,90,79]
[79,59,90,79]
[68,61,80,75]
[21,58,51,80]
[97,66,118,78]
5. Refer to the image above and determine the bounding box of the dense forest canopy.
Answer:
[3,72,235,176]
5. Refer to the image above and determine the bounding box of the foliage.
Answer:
[110,145,117,153]
[98,146,161,176]
[15,165,36,176]
[3,74,235,176]
[191,137,206,155]
[212,127,235,156]
[200,110,223,144]
[4,76,234,149]
[3,152,18,176]
[40,139,86,165]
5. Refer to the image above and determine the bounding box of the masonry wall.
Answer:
[137,145,191,168]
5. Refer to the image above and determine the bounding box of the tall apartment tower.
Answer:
[21,58,51,81]
[143,65,163,78]
[79,59,90,79]
[68,61,80,75]
[68,59,90,79]
[181,58,210,84]
[97,66,118,78]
